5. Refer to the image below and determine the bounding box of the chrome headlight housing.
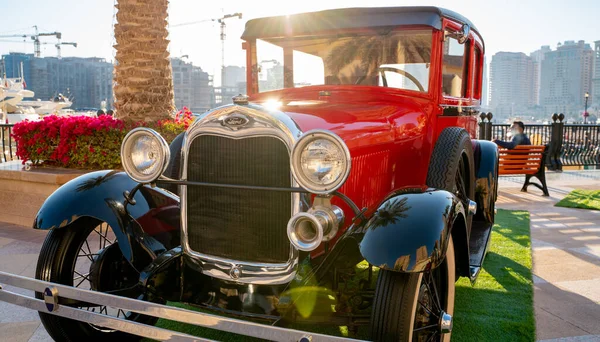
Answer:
[291,130,351,194]
[121,128,170,183]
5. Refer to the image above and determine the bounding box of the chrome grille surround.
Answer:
[180,104,304,284]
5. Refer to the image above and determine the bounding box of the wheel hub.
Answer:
[89,244,136,292]
[440,311,453,334]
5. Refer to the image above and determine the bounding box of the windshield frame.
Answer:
[245,26,435,97]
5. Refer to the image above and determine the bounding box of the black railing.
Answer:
[0,124,18,163]
[480,113,600,169]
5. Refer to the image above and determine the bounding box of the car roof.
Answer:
[241,6,480,40]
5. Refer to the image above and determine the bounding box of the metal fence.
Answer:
[0,124,18,163]
[480,113,600,169]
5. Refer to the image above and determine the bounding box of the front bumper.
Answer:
[0,271,365,342]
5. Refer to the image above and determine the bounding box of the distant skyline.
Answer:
[2,0,600,86]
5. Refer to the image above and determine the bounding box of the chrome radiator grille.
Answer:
[186,135,291,263]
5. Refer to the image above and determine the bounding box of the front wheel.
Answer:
[35,218,159,341]
[370,237,456,341]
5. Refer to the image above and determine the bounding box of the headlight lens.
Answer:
[292,130,351,194]
[121,128,170,183]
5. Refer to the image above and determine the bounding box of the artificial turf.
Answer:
[452,209,535,342]
[148,209,535,341]
[555,189,600,210]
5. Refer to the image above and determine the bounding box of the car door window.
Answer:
[442,36,466,98]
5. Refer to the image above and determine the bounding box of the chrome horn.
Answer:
[287,213,324,251]
[287,200,344,252]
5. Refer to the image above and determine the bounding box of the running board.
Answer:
[0,271,366,342]
[468,220,493,284]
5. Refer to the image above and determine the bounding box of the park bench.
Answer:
[498,145,549,196]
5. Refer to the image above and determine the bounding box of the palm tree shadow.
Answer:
[483,251,532,291]
[76,170,121,192]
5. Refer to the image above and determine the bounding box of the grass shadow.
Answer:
[452,209,535,342]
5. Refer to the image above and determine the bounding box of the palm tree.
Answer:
[113,0,175,122]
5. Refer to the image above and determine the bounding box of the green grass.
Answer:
[555,189,600,210]
[452,209,535,342]
[148,210,535,341]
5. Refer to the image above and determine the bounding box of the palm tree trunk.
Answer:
[113,0,175,122]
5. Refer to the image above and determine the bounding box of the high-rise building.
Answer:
[530,46,551,105]
[223,66,246,88]
[489,52,536,117]
[7,55,114,109]
[592,41,600,108]
[481,56,489,107]
[540,40,594,115]
[1,53,33,87]
[171,58,213,113]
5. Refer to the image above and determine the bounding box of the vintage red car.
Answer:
[0,6,499,342]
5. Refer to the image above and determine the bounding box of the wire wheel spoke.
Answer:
[417,299,440,320]
[427,271,443,314]
[413,324,439,333]
[73,271,91,288]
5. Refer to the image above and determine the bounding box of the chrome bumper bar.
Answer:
[0,271,366,342]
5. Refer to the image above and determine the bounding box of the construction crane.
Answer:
[33,26,61,57]
[0,26,72,58]
[171,13,242,86]
[55,42,77,58]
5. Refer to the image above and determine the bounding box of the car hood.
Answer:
[250,86,434,149]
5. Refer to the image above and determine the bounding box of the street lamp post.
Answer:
[584,92,589,124]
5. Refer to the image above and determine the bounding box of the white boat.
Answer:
[0,78,41,124]
[0,62,72,123]
[20,93,73,115]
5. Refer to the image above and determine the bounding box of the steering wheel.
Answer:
[378,67,425,92]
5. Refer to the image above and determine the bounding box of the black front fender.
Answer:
[473,140,499,224]
[34,170,180,265]
[358,190,465,273]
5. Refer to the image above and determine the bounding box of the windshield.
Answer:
[255,29,432,93]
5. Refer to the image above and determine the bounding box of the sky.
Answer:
[2,0,600,85]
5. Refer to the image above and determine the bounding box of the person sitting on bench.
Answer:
[494,121,531,149]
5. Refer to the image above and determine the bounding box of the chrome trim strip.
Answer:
[0,290,209,341]
[181,104,304,285]
[0,271,366,342]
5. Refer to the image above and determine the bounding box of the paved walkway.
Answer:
[0,170,598,341]
[498,171,600,342]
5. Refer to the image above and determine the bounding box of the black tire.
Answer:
[426,127,475,204]
[370,238,456,341]
[35,218,156,341]
[370,128,471,341]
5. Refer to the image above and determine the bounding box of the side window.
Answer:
[472,46,482,100]
[442,36,466,97]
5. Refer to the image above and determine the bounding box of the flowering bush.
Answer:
[12,107,194,169]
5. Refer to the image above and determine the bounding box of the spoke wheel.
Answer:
[370,238,455,342]
[35,217,158,341]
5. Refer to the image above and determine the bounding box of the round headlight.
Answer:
[291,130,351,194]
[121,128,170,183]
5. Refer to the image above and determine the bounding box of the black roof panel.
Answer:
[241,6,480,40]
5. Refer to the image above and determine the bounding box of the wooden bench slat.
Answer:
[499,155,543,160]
[499,170,538,175]
[497,145,549,195]
[499,166,541,170]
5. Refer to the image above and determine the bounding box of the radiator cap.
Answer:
[232,94,249,105]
